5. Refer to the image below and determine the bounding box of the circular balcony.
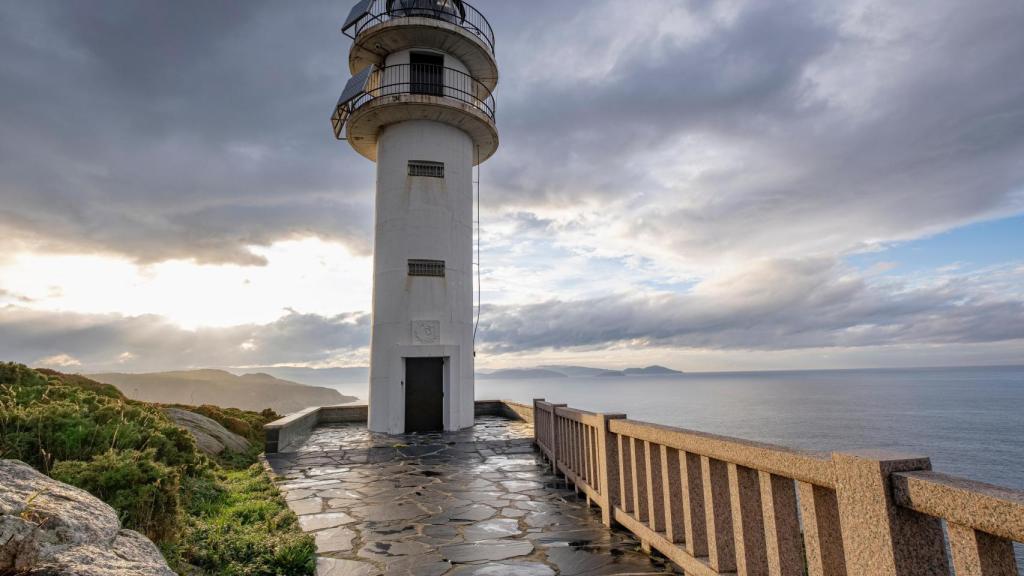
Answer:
[332,63,498,164]
[343,0,497,91]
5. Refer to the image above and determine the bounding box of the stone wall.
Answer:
[265,400,530,453]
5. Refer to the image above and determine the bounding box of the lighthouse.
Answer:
[332,0,498,434]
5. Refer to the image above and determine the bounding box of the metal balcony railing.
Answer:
[332,63,496,139]
[343,0,495,55]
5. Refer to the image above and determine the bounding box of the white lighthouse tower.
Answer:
[332,0,498,434]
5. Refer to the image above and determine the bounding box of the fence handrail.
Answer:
[609,417,836,489]
[893,470,1024,542]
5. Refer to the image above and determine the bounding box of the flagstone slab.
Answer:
[315,526,357,554]
[316,557,381,576]
[440,539,535,563]
[299,511,357,531]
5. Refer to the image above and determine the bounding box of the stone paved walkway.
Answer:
[265,416,682,575]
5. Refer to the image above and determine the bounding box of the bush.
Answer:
[165,404,280,446]
[35,368,125,400]
[0,363,206,476]
[52,449,182,541]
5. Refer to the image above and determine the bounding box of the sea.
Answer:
[328,365,1024,567]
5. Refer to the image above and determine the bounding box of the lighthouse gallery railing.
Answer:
[343,0,495,54]
[332,63,495,140]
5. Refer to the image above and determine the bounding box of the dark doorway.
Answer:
[405,357,444,433]
[410,52,444,96]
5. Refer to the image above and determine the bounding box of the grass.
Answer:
[0,362,315,575]
[163,465,316,575]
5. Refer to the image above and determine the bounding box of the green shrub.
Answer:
[52,449,182,541]
[165,404,280,446]
[35,368,125,399]
[0,362,206,476]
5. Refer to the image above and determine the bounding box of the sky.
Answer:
[1,0,1023,374]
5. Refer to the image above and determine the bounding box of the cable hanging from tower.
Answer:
[473,145,482,353]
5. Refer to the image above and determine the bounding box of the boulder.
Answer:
[164,407,251,456]
[0,459,175,576]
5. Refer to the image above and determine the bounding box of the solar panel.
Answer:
[332,65,374,139]
[337,65,374,108]
[342,0,373,32]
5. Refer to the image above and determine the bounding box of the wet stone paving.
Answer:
[265,416,682,575]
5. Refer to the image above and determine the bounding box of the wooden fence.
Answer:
[533,399,1024,576]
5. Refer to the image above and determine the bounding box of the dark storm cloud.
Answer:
[1,0,1022,264]
[0,0,374,263]
[489,0,1024,260]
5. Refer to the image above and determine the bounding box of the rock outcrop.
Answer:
[0,459,176,576]
[164,407,251,456]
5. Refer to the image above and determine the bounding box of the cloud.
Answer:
[489,0,1024,267]
[0,307,370,373]
[478,258,1024,353]
[2,257,1021,372]
[2,0,1022,267]
[0,0,374,265]
[36,354,82,368]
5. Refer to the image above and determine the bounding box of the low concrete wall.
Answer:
[265,400,530,453]
[319,404,369,424]
[474,399,533,423]
[501,400,534,423]
[264,406,319,454]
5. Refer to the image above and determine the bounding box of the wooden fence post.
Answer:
[548,404,566,475]
[832,450,949,576]
[531,398,544,447]
[596,412,627,527]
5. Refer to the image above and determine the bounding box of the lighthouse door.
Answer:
[405,357,444,432]
[410,52,444,96]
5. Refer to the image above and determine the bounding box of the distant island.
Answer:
[479,368,569,380]
[478,365,684,379]
[89,369,356,414]
[623,366,684,375]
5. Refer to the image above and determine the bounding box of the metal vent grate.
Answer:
[408,160,445,178]
[408,259,446,277]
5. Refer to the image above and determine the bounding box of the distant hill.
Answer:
[235,366,369,389]
[478,368,568,380]
[539,365,624,377]
[89,369,356,414]
[623,365,685,376]
[480,365,685,379]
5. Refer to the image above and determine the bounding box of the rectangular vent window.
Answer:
[408,160,445,178]
[408,259,446,277]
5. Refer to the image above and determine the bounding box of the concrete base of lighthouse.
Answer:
[367,120,476,435]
